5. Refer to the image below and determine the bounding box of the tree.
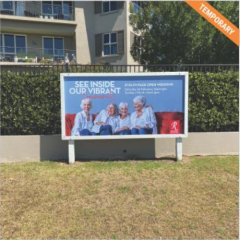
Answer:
[129,2,239,64]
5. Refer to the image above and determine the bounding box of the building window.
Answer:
[1,1,13,10]
[42,1,73,20]
[16,36,26,54]
[63,1,72,19]
[0,34,26,61]
[134,35,142,56]
[102,1,117,13]
[53,1,62,16]
[130,32,142,58]
[132,1,141,13]
[4,35,15,54]
[42,1,52,15]
[95,31,124,57]
[43,37,64,60]
[0,1,14,15]
[103,33,117,56]
[0,34,3,54]
[3,34,26,54]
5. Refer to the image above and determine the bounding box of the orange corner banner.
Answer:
[185,1,239,46]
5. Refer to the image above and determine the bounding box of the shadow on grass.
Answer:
[74,156,177,163]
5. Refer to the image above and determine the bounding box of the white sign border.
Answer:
[60,72,189,140]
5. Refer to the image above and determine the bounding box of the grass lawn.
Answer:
[1,156,239,239]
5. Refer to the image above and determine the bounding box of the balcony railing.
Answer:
[0,1,75,21]
[0,47,76,63]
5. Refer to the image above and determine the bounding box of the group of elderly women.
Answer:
[71,96,157,136]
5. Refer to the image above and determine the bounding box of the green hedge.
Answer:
[189,71,238,131]
[1,71,61,135]
[0,70,238,134]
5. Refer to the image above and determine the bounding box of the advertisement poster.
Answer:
[61,73,188,140]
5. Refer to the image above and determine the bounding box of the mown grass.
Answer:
[1,156,239,239]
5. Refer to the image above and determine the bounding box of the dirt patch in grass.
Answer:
[1,156,239,239]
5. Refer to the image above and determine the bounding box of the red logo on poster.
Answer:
[170,120,180,134]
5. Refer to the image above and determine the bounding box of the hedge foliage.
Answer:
[1,71,61,135]
[189,71,238,132]
[0,69,238,134]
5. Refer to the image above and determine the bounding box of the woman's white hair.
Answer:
[119,102,129,110]
[107,103,118,115]
[81,98,92,109]
[133,96,146,106]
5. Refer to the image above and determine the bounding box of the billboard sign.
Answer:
[60,72,188,140]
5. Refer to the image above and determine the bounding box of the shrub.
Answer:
[25,58,34,63]
[0,69,238,135]
[189,71,239,132]
[39,59,52,64]
[0,70,61,134]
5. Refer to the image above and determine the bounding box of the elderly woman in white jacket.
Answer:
[115,102,131,135]
[71,98,93,136]
[131,96,157,135]
[92,103,118,135]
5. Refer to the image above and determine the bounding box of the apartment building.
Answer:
[0,1,139,65]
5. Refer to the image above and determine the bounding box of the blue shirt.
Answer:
[116,114,131,132]
[131,107,157,134]
[71,111,93,136]
[93,110,118,133]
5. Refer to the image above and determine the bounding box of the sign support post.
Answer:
[68,140,75,164]
[175,138,182,161]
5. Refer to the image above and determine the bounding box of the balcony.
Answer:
[0,1,75,21]
[0,46,76,64]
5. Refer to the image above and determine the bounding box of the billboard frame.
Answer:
[60,72,189,163]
